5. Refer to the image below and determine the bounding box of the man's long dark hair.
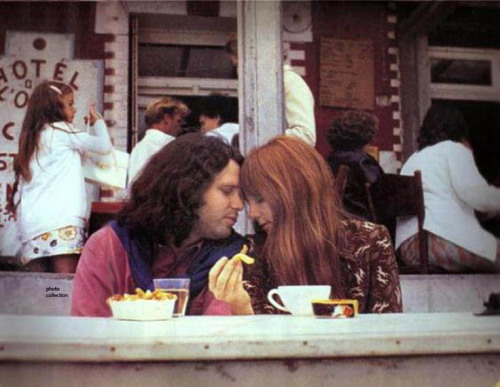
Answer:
[199,94,237,125]
[118,133,243,249]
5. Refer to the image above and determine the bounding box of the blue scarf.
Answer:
[109,221,245,301]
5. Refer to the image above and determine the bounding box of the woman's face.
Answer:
[247,195,273,233]
[61,92,76,123]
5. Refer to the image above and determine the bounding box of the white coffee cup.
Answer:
[267,285,331,316]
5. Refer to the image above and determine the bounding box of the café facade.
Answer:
[1,0,500,256]
[0,2,499,386]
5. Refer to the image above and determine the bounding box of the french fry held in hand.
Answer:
[107,288,177,304]
[231,244,255,265]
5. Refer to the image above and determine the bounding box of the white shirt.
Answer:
[283,64,316,146]
[18,120,111,242]
[206,122,239,145]
[128,129,175,184]
[395,140,500,261]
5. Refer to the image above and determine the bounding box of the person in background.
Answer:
[326,109,384,220]
[8,80,112,273]
[208,136,402,315]
[72,134,245,317]
[127,97,190,184]
[396,103,500,273]
[225,35,316,146]
[199,94,239,146]
[199,93,245,234]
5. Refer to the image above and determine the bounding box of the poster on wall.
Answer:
[319,37,374,110]
[0,31,103,257]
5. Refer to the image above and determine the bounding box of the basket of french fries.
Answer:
[107,288,177,321]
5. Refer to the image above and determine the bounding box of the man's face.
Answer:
[199,114,221,133]
[190,160,244,241]
[229,54,238,67]
[164,112,184,136]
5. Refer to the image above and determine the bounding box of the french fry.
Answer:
[232,244,255,265]
[107,288,177,304]
[232,253,255,264]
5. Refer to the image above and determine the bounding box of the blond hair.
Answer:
[144,97,190,127]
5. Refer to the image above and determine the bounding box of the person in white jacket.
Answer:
[199,94,239,146]
[128,97,190,184]
[396,104,500,272]
[225,35,316,146]
[9,81,112,273]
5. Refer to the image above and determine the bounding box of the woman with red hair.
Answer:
[209,136,402,314]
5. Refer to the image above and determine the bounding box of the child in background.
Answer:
[9,80,112,273]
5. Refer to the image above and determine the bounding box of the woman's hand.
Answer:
[209,257,254,315]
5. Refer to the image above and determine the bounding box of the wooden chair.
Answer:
[334,164,350,199]
[88,201,127,236]
[364,170,436,274]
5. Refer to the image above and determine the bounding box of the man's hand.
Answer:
[208,257,253,315]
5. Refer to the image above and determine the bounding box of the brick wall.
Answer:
[0,1,407,165]
[306,2,402,171]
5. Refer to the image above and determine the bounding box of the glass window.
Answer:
[138,44,184,77]
[139,44,234,79]
[430,58,492,86]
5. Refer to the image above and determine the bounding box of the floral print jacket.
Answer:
[243,219,403,314]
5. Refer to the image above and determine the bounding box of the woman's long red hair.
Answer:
[241,136,345,298]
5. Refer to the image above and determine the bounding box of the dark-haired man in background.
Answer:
[199,93,239,146]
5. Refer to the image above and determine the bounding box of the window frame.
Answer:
[136,20,237,104]
[429,46,500,102]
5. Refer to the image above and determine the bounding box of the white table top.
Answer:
[0,313,499,362]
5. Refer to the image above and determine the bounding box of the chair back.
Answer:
[334,164,350,199]
[365,170,430,274]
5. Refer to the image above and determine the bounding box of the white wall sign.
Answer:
[0,31,103,257]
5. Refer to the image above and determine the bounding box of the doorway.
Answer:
[132,13,238,145]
